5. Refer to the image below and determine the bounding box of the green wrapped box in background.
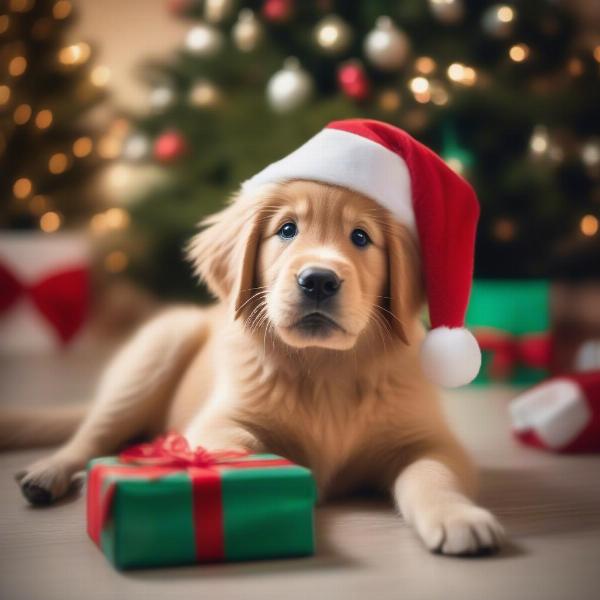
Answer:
[466,280,552,385]
[87,436,317,570]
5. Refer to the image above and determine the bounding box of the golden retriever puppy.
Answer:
[10,179,503,555]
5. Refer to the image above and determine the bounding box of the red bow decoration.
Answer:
[0,261,89,344]
[119,433,249,467]
[476,329,552,379]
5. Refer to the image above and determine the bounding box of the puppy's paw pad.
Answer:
[419,504,504,556]
[21,482,53,506]
[17,458,74,505]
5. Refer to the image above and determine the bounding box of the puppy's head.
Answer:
[188,180,422,352]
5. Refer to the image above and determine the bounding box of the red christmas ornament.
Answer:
[153,130,187,163]
[262,0,293,23]
[337,61,371,101]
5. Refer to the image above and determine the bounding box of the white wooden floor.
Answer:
[1,346,600,600]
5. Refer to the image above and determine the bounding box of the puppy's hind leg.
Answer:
[17,306,208,505]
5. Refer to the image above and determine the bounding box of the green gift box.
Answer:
[87,435,317,569]
[466,280,552,385]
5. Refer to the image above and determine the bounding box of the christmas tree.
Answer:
[0,0,108,233]
[121,0,599,299]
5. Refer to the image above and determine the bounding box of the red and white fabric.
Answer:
[510,371,600,453]
[0,232,90,353]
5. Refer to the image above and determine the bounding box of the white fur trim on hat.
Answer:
[242,128,416,233]
[420,327,481,388]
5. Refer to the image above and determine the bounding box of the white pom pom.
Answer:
[420,327,481,388]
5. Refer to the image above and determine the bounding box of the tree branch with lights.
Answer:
[0,0,113,234]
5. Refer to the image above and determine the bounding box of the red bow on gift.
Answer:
[119,434,250,467]
[0,261,89,344]
[476,329,552,379]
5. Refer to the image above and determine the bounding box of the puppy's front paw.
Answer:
[15,455,79,506]
[415,503,504,556]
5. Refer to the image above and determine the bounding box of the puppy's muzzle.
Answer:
[297,267,341,302]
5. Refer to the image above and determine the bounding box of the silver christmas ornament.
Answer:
[149,85,175,110]
[428,0,464,24]
[364,16,410,71]
[185,23,224,56]
[122,133,150,161]
[232,9,263,52]
[481,4,516,39]
[314,14,353,55]
[266,57,314,113]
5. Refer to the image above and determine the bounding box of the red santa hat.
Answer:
[242,119,481,388]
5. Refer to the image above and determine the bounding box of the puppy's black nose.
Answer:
[297,268,341,301]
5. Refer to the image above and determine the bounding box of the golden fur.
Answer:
[6,181,503,555]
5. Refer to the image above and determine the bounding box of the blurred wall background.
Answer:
[76,0,189,113]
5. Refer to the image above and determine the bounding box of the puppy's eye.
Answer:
[350,228,371,248]
[278,222,298,240]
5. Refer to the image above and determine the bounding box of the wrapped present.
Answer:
[466,280,552,385]
[87,435,317,569]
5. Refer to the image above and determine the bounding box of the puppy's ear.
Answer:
[385,221,424,344]
[187,191,264,318]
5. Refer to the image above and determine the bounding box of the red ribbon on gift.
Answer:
[88,434,292,562]
[118,433,250,467]
[476,329,552,380]
[0,261,89,344]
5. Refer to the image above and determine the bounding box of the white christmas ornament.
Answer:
[314,14,353,55]
[428,0,464,24]
[267,58,313,113]
[185,23,224,56]
[232,9,263,52]
[103,163,167,201]
[364,16,410,71]
[149,86,175,110]
[122,133,150,161]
